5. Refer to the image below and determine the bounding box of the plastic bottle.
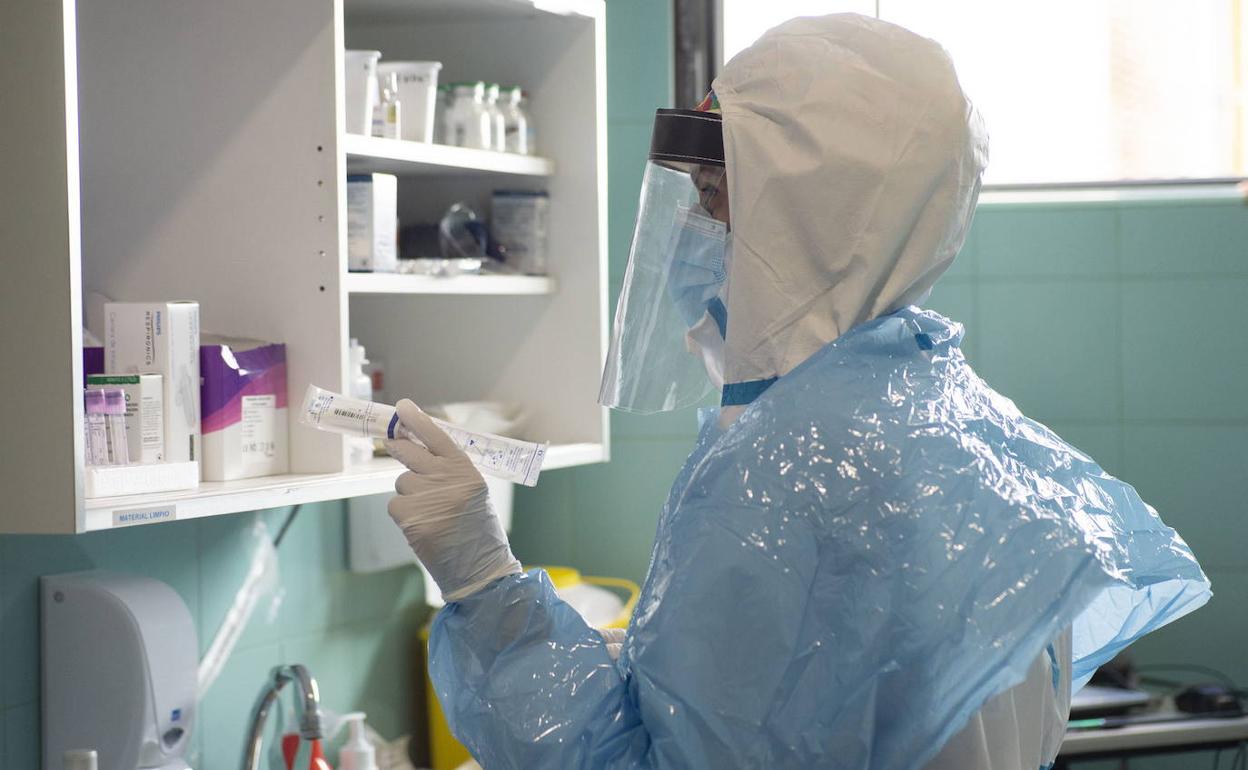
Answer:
[502,85,528,155]
[365,356,387,404]
[432,84,450,144]
[444,82,491,149]
[371,71,401,140]
[348,339,375,464]
[349,339,372,401]
[336,713,378,770]
[521,90,536,155]
[484,83,507,152]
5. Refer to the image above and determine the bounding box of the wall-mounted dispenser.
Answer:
[42,571,197,770]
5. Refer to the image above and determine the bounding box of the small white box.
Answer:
[105,301,201,467]
[87,374,164,464]
[84,461,199,499]
[347,173,398,272]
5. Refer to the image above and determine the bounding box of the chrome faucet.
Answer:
[242,664,324,770]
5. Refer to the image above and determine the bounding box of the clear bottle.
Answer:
[520,90,536,155]
[484,83,507,152]
[444,82,491,150]
[371,71,401,140]
[502,85,528,155]
[432,84,450,144]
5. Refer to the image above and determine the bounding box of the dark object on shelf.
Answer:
[1174,684,1244,716]
[399,222,440,260]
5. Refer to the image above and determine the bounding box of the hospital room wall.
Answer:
[507,0,1248,744]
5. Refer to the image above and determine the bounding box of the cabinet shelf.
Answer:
[81,442,605,532]
[345,272,556,296]
[344,135,554,177]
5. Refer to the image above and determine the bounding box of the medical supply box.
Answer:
[105,301,201,467]
[347,173,398,272]
[86,374,164,464]
[200,337,289,481]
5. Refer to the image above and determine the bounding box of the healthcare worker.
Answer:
[385,14,1210,770]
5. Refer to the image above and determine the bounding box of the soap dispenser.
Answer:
[41,572,197,770]
[336,713,377,770]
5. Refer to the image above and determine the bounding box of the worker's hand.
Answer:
[385,399,521,601]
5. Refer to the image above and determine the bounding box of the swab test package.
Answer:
[105,301,201,467]
[300,385,546,486]
[200,337,289,481]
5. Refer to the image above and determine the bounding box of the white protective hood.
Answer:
[713,14,988,389]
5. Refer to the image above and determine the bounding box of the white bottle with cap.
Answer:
[336,713,377,770]
[63,750,98,770]
[347,340,375,465]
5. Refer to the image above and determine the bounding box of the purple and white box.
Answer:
[200,337,289,481]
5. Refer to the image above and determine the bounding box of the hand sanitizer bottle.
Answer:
[337,713,377,770]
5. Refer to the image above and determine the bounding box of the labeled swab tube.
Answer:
[102,387,130,465]
[84,389,110,466]
[299,385,547,487]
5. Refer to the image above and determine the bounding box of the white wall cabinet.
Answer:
[0,0,607,533]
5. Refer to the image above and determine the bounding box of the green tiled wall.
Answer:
[0,503,430,768]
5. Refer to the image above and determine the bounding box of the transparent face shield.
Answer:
[599,109,728,414]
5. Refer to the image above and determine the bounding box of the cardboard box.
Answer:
[105,301,201,466]
[200,337,288,481]
[347,173,398,272]
[87,374,165,464]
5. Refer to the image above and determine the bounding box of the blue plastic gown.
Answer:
[429,308,1210,770]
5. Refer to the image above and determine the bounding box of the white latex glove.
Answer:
[385,399,522,602]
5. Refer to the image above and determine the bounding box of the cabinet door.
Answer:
[0,0,83,533]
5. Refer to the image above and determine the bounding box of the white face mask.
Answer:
[683,235,732,392]
[685,312,726,389]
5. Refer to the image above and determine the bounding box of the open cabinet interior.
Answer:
[75,0,346,476]
[0,0,607,533]
[344,5,607,451]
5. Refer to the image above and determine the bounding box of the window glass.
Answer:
[719,0,1248,184]
[721,1,875,64]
